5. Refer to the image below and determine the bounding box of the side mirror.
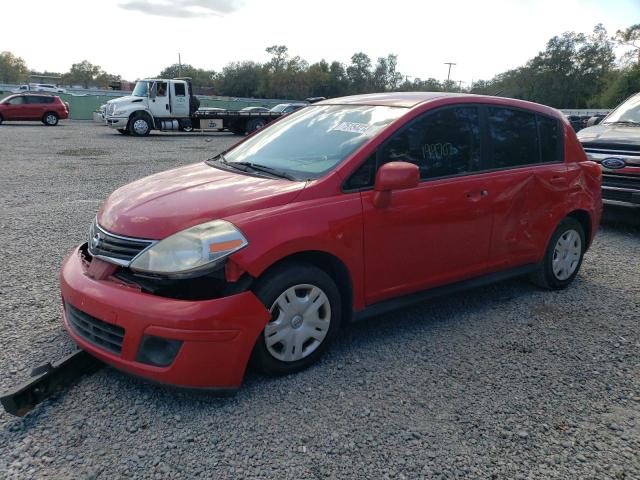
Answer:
[373,161,419,208]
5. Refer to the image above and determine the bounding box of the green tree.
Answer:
[613,24,640,66]
[0,51,30,83]
[347,52,373,93]
[158,63,216,88]
[62,60,104,88]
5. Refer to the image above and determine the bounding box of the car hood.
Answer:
[578,123,640,147]
[97,162,306,239]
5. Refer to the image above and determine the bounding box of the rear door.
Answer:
[482,106,567,271]
[359,105,494,304]
[25,96,46,119]
[170,81,189,117]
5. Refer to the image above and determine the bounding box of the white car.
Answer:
[33,84,66,94]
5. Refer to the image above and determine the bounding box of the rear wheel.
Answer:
[43,112,59,126]
[129,114,151,136]
[252,262,342,376]
[246,117,267,134]
[530,217,585,290]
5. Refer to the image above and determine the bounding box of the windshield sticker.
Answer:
[331,122,370,134]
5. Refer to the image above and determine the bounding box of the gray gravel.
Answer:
[0,121,639,479]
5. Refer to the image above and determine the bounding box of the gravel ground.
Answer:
[0,121,638,479]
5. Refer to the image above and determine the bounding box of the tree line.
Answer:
[1,23,638,108]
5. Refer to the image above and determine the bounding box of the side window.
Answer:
[487,107,539,168]
[379,106,482,179]
[344,154,376,190]
[8,96,25,105]
[157,82,167,97]
[537,115,562,163]
[174,83,186,96]
[26,97,43,104]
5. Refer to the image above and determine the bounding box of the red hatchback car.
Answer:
[60,92,601,391]
[0,94,69,126]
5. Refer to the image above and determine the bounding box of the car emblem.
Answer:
[601,157,626,169]
[92,232,102,250]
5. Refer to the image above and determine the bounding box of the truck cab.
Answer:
[105,78,198,136]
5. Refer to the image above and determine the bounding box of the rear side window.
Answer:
[174,83,186,96]
[537,115,562,163]
[487,107,540,168]
[379,106,482,179]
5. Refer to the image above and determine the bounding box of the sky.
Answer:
[1,0,638,86]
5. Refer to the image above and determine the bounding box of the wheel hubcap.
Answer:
[264,284,331,362]
[46,115,56,124]
[552,229,581,281]
[133,119,148,134]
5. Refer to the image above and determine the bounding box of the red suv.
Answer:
[0,94,69,126]
[60,92,602,391]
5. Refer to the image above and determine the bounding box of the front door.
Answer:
[149,81,170,118]
[3,96,26,120]
[360,105,494,305]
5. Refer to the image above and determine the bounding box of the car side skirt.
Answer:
[352,263,538,322]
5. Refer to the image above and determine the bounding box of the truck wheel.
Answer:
[117,129,129,135]
[247,118,267,134]
[129,114,151,136]
[43,112,59,126]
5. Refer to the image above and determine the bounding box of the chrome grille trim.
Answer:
[88,220,156,267]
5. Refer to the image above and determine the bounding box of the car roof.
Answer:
[317,91,563,118]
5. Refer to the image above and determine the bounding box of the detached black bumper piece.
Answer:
[1,350,103,417]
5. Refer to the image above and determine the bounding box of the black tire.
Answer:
[0,114,3,125]
[251,262,342,376]
[230,125,245,135]
[117,129,129,135]
[529,217,586,290]
[42,112,59,126]
[246,117,267,134]
[128,113,151,136]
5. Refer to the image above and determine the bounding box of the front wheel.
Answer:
[252,263,342,376]
[129,114,151,136]
[43,112,59,126]
[530,217,585,290]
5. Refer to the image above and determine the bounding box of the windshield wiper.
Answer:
[232,162,297,181]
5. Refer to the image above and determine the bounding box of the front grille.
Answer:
[603,173,640,190]
[88,220,154,266]
[66,303,125,354]
[603,189,640,204]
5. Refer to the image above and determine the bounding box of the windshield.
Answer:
[603,93,640,124]
[220,105,407,180]
[270,104,290,112]
[132,81,149,97]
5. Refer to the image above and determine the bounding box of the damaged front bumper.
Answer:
[60,245,271,389]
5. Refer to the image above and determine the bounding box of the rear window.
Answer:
[537,115,562,163]
[174,83,186,96]
[488,107,540,168]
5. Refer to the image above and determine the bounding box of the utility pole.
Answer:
[444,62,456,90]
[178,53,182,77]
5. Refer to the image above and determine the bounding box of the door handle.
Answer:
[550,176,568,185]
[465,190,489,201]
[166,104,169,110]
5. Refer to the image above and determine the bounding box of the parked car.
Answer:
[577,92,640,209]
[33,83,66,94]
[241,106,271,112]
[11,84,31,93]
[270,102,307,114]
[60,92,601,391]
[586,113,607,127]
[565,114,589,132]
[0,94,69,126]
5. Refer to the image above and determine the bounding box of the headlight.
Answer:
[129,220,248,276]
